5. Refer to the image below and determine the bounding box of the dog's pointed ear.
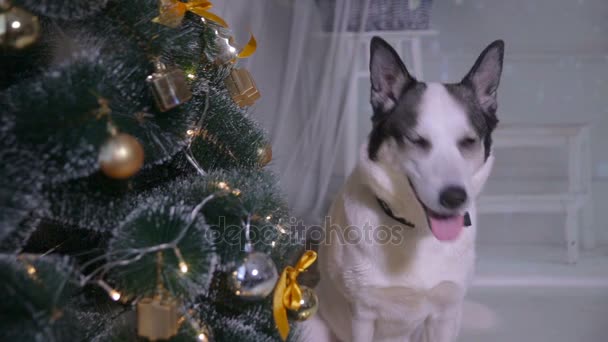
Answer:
[462,40,504,114]
[370,36,414,114]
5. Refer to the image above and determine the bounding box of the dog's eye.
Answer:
[459,137,477,149]
[407,136,431,149]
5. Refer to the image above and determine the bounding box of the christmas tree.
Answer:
[0,1,315,340]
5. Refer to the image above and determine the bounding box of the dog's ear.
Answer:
[370,36,414,114]
[462,40,505,115]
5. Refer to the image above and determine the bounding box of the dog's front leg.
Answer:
[351,304,375,342]
[423,304,462,342]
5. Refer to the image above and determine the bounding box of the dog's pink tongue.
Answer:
[429,215,464,241]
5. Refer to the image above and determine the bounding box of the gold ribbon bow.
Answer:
[153,0,228,28]
[273,250,317,341]
[152,0,256,59]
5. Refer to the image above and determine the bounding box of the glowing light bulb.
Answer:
[251,269,259,276]
[11,21,21,29]
[179,262,189,273]
[26,265,36,275]
[187,73,196,80]
[265,215,272,221]
[217,181,228,190]
[110,290,121,301]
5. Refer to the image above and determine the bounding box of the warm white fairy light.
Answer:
[217,181,229,190]
[277,224,287,234]
[232,189,241,196]
[271,241,276,247]
[187,73,196,80]
[26,265,36,275]
[174,248,188,274]
[98,280,121,301]
[110,290,121,301]
[265,215,272,221]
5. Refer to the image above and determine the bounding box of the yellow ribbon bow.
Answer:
[152,0,228,28]
[273,250,317,341]
[152,0,256,59]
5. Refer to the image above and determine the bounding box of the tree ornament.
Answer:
[224,68,261,108]
[273,250,318,341]
[229,250,278,300]
[0,1,40,50]
[212,32,237,65]
[137,252,180,341]
[257,144,272,167]
[147,59,192,112]
[137,294,179,341]
[99,130,144,179]
[287,285,318,322]
[228,218,278,300]
[152,0,228,28]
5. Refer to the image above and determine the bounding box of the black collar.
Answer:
[376,197,471,228]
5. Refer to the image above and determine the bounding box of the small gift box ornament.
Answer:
[136,252,181,341]
[137,293,179,341]
[146,59,192,112]
[224,68,261,108]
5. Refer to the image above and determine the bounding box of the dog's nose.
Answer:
[439,186,467,209]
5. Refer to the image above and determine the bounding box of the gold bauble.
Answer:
[99,133,144,179]
[0,4,40,50]
[287,285,318,322]
[257,144,272,167]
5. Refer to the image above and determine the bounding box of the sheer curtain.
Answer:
[269,0,372,223]
[214,0,371,223]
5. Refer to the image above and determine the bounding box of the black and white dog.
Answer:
[303,38,504,341]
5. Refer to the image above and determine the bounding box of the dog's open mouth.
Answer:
[407,180,466,242]
[425,209,465,242]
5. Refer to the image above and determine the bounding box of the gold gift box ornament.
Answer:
[224,68,261,108]
[137,292,179,341]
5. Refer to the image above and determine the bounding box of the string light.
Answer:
[26,265,36,275]
[265,215,272,221]
[231,189,241,196]
[217,181,229,190]
[98,280,121,301]
[271,241,276,247]
[187,73,196,80]
[110,290,121,301]
[174,248,188,274]
[277,224,287,234]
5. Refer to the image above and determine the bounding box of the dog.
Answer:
[302,37,504,342]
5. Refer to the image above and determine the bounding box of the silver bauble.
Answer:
[0,4,40,50]
[229,251,278,300]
